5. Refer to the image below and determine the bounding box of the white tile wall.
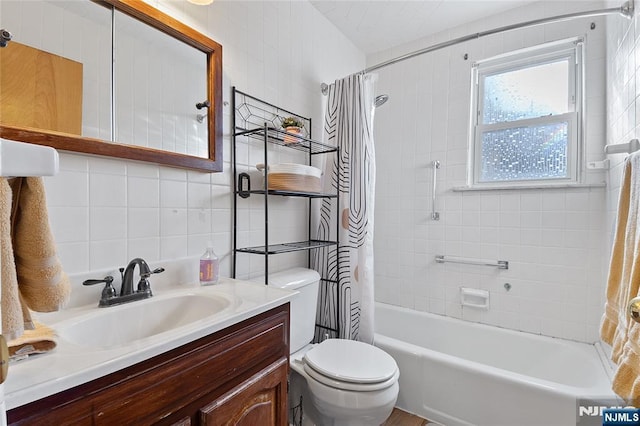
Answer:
[0,1,364,293]
[372,1,610,343]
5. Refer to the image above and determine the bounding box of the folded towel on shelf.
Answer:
[8,321,57,361]
[601,152,640,405]
[0,177,70,341]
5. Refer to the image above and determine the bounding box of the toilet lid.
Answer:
[303,339,398,385]
[303,362,399,392]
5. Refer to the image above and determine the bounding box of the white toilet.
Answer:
[265,267,399,426]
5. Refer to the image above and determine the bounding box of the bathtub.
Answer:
[374,302,618,426]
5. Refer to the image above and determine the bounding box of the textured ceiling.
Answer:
[309,0,538,55]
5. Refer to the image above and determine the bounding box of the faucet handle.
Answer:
[83,276,117,304]
[83,275,114,286]
[137,267,164,295]
[140,267,165,279]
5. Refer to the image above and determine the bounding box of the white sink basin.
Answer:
[57,293,231,348]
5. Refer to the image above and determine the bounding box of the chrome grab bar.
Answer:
[431,160,440,220]
[435,255,509,270]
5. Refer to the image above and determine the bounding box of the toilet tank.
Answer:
[261,267,320,353]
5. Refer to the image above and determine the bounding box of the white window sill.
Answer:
[451,182,606,192]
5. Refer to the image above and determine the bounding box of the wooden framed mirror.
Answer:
[0,0,223,172]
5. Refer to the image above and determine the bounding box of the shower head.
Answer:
[374,94,389,108]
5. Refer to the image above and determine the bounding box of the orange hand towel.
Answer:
[601,156,634,353]
[0,178,26,340]
[10,177,70,313]
[601,152,640,405]
[1,177,70,341]
[612,326,640,406]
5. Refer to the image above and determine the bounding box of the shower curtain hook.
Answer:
[320,82,329,96]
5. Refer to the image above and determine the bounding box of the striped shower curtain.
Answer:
[313,73,377,344]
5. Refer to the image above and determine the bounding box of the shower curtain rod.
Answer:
[321,0,633,94]
[363,1,633,74]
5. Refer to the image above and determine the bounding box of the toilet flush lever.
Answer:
[629,296,640,324]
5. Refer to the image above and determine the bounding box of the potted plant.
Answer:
[281,116,304,144]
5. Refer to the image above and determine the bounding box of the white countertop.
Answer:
[5,278,296,410]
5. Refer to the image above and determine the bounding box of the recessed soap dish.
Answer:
[460,287,489,309]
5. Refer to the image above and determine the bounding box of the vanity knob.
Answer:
[629,296,640,324]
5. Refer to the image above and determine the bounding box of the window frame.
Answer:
[469,37,584,188]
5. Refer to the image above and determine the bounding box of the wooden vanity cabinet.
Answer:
[7,304,290,426]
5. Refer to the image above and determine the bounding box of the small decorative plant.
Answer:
[280,117,304,144]
[281,116,304,129]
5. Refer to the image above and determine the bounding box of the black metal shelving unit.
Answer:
[231,87,340,337]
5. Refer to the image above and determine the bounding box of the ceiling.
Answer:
[309,0,539,55]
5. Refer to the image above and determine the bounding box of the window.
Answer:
[470,38,583,187]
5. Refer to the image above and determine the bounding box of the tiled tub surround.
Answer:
[371,1,610,343]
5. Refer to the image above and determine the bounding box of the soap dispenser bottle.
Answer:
[200,242,219,286]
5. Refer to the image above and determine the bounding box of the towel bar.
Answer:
[435,255,509,270]
[604,139,640,155]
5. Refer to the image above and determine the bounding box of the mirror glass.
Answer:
[114,10,209,158]
[0,0,112,139]
[0,0,222,171]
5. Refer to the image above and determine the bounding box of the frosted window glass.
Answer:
[483,60,569,125]
[479,122,569,182]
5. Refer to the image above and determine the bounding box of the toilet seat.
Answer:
[302,339,399,392]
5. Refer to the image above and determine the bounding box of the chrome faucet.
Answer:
[83,258,164,307]
[122,257,159,296]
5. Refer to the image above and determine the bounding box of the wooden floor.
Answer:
[383,408,432,426]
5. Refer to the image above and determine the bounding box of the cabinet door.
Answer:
[200,358,288,426]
